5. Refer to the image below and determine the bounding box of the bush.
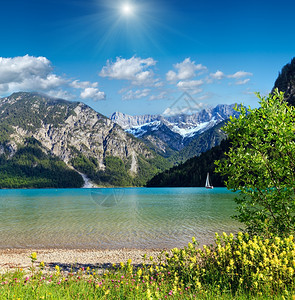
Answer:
[216,90,295,237]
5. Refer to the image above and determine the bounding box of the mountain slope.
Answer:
[146,139,230,187]
[0,137,84,188]
[0,92,170,187]
[170,120,228,163]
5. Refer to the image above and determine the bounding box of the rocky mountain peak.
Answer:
[0,92,169,187]
[272,57,295,106]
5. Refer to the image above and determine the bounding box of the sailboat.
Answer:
[205,172,214,189]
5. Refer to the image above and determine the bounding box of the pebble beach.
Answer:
[0,248,162,272]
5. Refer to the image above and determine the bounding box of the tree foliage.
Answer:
[216,90,295,237]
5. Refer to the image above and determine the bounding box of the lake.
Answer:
[0,187,242,249]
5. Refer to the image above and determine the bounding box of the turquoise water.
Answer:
[0,187,241,249]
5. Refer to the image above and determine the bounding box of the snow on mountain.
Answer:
[110,104,239,157]
[169,117,218,138]
[111,104,236,139]
[126,121,161,137]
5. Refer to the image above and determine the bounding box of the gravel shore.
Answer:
[0,248,163,273]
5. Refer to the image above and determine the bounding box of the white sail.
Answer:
[205,172,213,189]
[205,173,210,187]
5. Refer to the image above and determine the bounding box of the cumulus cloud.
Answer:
[0,55,106,102]
[70,80,98,89]
[175,80,203,95]
[0,55,52,84]
[0,55,66,93]
[100,56,157,86]
[122,89,151,100]
[210,70,225,80]
[177,80,203,90]
[46,89,75,100]
[166,58,207,82]
[228,71,253,79]
[80,87,105,101]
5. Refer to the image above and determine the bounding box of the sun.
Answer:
[121,3,134,16]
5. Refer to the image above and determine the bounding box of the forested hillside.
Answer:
[146,139,230,187]
[0,138,84,188]
[0,92,170,188]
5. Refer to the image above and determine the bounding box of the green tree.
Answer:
[216,89,295,237]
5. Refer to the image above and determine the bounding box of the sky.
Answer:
[0,0,294,117]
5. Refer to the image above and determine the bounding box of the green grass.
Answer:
[1,233,295,299]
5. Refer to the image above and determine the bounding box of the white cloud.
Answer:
[0,55,52,84]
[210,70,225,80]
[228,71,253,79]
[122,89,151,100]
[70,80,98,89]
[235,78,250,85]
[100,56,157,86]
[0,55,106,102]
[149,91,167,101]
[166,58,207,82]
[80,87,106,101]
[177,80,203,90]
[0,55,66,93]
[47,89,75,100]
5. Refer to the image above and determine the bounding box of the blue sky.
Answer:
[0,0,294,117]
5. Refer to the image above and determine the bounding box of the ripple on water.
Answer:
[0,188,241,249]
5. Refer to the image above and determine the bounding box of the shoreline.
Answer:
[0,248,163,272]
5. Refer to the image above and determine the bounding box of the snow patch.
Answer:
[126,121,161,137]
[167,117,218,138]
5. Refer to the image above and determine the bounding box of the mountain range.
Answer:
[0,94,240,188]
[0,92,169,188]
[110,104,238,160]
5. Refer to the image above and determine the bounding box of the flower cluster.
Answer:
[155,232,295,296]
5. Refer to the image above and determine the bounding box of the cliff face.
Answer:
[0,92,168,186]
[273,57,295,106]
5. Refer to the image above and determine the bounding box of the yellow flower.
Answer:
[146,288,152,299]
[30,252,37,261]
